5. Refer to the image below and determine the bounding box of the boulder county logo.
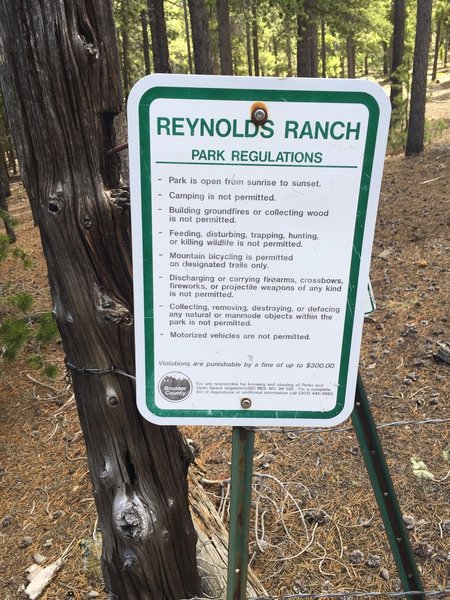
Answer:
[159,372,192,402]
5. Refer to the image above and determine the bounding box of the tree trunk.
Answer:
[286,12,293,77]
[346,34,356,78]
[382,40,389,77]
[245,16,253,75]
[188,0,214,74]
[321,16,326,78]
[406,0,433,156]
[121,28,130,96]
[431,15,442,81]
[216,0,233,75]
[148,0,171,73]
[390,0,406,111]
[296,8,309,76]
[251,1,260,76]
[308,18,318,77]
[0,2,202,599]
[182,0,194,74]
[141,10,152,75]
[0,138,15,242]
[296,0,317,77]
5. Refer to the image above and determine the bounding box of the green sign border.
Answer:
[137,86,379,421]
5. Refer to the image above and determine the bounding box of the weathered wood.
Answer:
[189,471,267,599]
[0,2,201,598]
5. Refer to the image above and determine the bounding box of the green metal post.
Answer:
[226,426,255,600]
[352,373,425,599]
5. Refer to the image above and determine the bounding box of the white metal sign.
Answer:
[128,74,390,426]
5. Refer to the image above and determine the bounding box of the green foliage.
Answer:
[43,363,59,380]
[27,353,44,368]
[0,316,30,359]
[424,118,446,144]
[10,291,33,313]
[11,246,32,268]
[36,312,59,345]
[0,233,9,261]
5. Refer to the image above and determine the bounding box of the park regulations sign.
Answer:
[128,74,390,426]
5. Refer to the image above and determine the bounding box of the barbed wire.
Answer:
[185,590,450,600]
[246,417,450,435]
[66,361,136,381]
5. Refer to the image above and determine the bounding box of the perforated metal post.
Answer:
[352,373,425,599]
[226,427,255,600]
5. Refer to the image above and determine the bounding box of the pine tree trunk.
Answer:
[382,40,389,77]
[286,12,293,77]
[308,19,318,77]
[406,0,433,156]
[141,10,152,75]
[148,0,171,73]
[0,2,202,598]
[216,0,233,75]
[390,0,406,111]
[188,0,214,74]
[320,16,326,78]
[245,17,253,76]
[296,9,309,76]
[182,0,194,74]
[121,28,130,96]
[346,34,356,78]
[431,16,442,81]
[251,1,260,76]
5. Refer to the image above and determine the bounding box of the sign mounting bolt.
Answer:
[241,397,252,409]
[250,102,269,125]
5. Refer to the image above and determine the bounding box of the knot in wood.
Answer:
[48,191,64,214]
[78,35,99,59]
[114,493,152,541]
[110,188,130,210]
[97,289,132,325]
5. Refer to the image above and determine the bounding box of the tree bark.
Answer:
[251,1,260,76]
[431,15,442,81]
[320,16,326,78]
[390,0,406,111]
[382,40,389,77]
[406,0,433,156]
[148,0,171,73]
[296,7,309,76]
[188,0,214,74]
[0,2,202,598]
[182,0,194,74]
[216,0,233,75]
[286,12,293,77]
[346,34,356,78]
[0,138,15,242]
[245,16,253,75]
[141,10,152,75]
[121,28,130,96]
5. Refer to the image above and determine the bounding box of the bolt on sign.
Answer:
[128,75,390,426]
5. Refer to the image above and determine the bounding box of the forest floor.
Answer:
[1,73,449,600]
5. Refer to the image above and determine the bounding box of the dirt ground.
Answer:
[1,74,449,600]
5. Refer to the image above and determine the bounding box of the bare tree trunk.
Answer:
[245,17,253,75]
[0,2,202,598]
[406,0,433,156]
[390,0,406,111]
[320,16,326,77]
[273,35,280,76]
[251,1,260,76]
[431,15,442,81]
[346,34,356,78]
[382,40,389,77]
[308,19,318,77]
[297,9,309,76]
[0,138,15,242]
[216,0,233,75]
[141,10,152,75]
[182,0,194,74]
[121,28,130,95]
[286,12,293,77]
[188,0,214,74]
[148,0,171,73]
